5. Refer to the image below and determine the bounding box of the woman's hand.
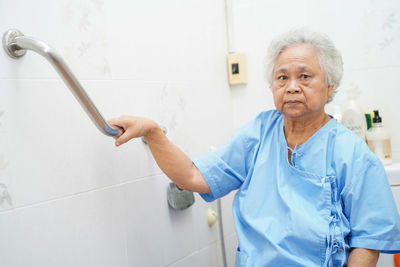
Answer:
[107,115,210,193]
[107,115,159,147]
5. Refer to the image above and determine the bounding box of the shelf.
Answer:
[385,162,400,186]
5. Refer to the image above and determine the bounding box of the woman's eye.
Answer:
[301,74,310,79]
[278,75,287,81]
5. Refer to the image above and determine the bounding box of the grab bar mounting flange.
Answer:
[2,29,27,58]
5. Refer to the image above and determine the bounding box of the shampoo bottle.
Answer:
[341,84,367,141]
[366,110,392,165]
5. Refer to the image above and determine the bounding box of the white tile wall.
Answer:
[123,175,196,266]
[224,233,239,267]
[0,185,127,267]
[2,0,399,266]
[0,0,235,266]
[167,241,223,267]
[0,210,18,267]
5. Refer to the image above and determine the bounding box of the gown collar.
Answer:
[279,114,337,154]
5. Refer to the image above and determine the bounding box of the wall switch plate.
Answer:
[227,53,247,85]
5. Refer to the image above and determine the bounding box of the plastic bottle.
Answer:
[365,110,392,165]
[341,84,367,141]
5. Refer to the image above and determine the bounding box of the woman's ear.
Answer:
[327,85,334,98]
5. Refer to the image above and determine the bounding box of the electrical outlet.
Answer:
[227,53,247,85]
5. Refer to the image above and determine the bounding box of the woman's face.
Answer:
[272,44,333,120]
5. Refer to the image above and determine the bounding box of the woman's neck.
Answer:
[284,112,331,149]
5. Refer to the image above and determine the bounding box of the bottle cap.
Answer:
[373,110,382,123]
[365,113,372,129]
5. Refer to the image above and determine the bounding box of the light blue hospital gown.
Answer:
[193,110,400,267]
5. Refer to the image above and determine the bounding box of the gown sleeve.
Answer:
[192,114,263,202]
[341,149,400,253]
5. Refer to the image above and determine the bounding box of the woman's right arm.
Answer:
[108,115,211,193]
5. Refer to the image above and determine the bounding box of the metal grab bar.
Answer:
[2,29,123,137]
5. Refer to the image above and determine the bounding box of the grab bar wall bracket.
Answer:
[3,29,27,58]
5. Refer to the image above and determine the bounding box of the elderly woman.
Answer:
[109,29,400,266]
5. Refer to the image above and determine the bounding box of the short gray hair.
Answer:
[264,28,343,103]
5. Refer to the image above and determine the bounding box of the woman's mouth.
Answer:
[285,101,302,106]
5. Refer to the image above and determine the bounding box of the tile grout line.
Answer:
[0,172,164,214]
[165,251,198,267]
[164,239,223,267]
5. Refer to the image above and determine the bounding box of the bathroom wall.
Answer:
[230,0,400,161]
[1,1,399,266]
[0,0,238,266]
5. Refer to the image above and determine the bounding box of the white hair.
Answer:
[264,28,343,103]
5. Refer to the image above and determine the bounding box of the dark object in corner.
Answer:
[167,182,195,210]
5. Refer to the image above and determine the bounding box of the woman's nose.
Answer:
[285,79,301,94]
